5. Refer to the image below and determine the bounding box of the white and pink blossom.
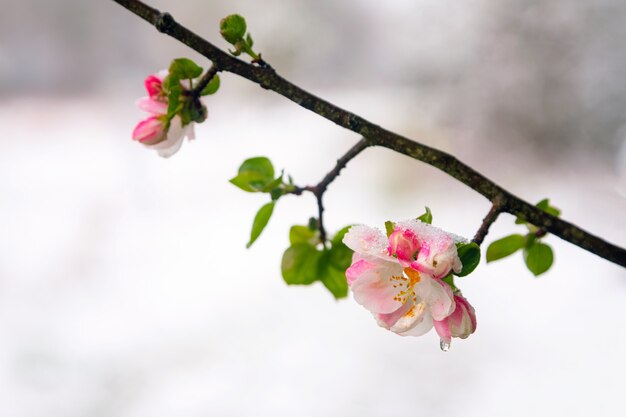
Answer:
[433,294,477,345]
[132,71,198,158]
[343,219,475,347]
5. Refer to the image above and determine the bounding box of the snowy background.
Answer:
[1,1,625,416]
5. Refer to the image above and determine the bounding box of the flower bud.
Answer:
[433,294,477,344]
[132,116,166,145]
[220,14,247,45]
[388,228,420,263]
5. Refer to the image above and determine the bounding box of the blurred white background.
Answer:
[1,1,625,416]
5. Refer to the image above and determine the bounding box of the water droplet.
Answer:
[440,339,450,352]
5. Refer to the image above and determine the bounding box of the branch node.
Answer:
[156,12,174,33]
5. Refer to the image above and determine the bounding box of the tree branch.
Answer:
[473,196,505,246]
[111,0,626,268]
[292,138,370,244]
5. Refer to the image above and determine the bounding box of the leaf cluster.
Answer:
[230,157,295,248]
[281,225,353,299]
[161,58,220,128]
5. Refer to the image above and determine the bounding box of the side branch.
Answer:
[473,196,504,245]
[293,138,370,244]
[111,0,626,268]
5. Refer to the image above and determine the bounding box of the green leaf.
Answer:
[515,216,527,225]
[417,207,433,224]
[524,242,554,276]
[455,242,481,277]
[329,228,353,271]
[281,243,322,285]
[289,225,317,245]
[220,14,247,44]
[163,76,182,121]
[441,274,458,293]
[536,198,561,217]
[246,202,275,248]
[239,157,274,181]
[246,33,254,48]
[200,74,220,96]
[384,221,395,237]
[320,256,349,299]
[486,234,526,262]
[169,58,203,79]
[229,157,276,192]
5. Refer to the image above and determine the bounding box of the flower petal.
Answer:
[347,254,404,314]
[399,308,433,336]
[144,116,187,158]
[414,276,455,321]
[136,97,167,115]
[343,225,390,260]
[132,116,165,144]
[144,74,164,97]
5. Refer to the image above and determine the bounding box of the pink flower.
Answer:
[343,220,473,346]
[132,71,197,158]
[433,294,477,345]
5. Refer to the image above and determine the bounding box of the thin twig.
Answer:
[473,196,505,245]
[190,64,219,97]
[110,0,626,268]
[290,138,370,244]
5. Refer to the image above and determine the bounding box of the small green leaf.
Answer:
[320,252,349,299]
[515,216,527,225]
[307,217,318,231]
[455,242,481,277]
[384,221,395,237]
[417,207,433,224]
[289,225,317,245]
[486,234,526,262]
[281,244,321,285]
[239,157,274,181]
[200,75,220,96]
[246,202,275,248]
[524,242,554,276]
[441,274,458,293]
[220,14,247,44]
[169,58,203,79]
[246,33,254,48]
[536,198,561,217]
[229,157,276,192]
[163,76,182,121]
[262,174,284,193]
[329,228,353,271]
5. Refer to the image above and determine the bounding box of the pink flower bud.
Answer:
[144,74,164,98]
[132,116,166,145]
[388,228,420,263]
[433,294,477,344]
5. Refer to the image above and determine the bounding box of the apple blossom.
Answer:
[343,219,476,348]
[433,294,477,346]
[132,71,199,158]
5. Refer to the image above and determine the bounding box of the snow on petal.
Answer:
[343,225,390,260]
[344,218,476,347]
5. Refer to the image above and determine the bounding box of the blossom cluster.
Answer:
[132,71,201,158]
[343,219,476,349]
